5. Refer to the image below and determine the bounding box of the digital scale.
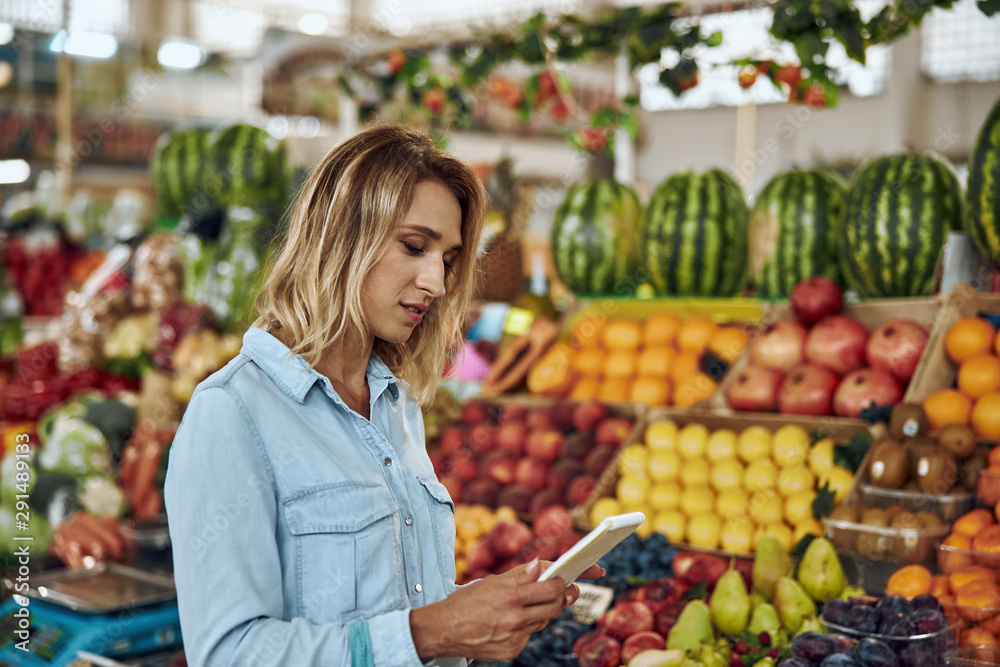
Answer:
[0,564,182,666]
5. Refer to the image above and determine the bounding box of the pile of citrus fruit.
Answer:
[531,312,748,408]
[922,316,1000,439]
[588,419,855,553]
[453,504,516,581]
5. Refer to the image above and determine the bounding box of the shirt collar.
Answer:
[240,327,399,404]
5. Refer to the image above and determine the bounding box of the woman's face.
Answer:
[362,179,464,344]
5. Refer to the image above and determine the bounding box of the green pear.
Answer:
[628,649,686,667]
[747,602,781,635]
[839,584,865,600]
[667,600,714,654]
[755,658,775,667]
[698,644,727,667]
[800,616,824,633]
[710,568,751,636]
[753,534,793,601]
[798,537,847,603]
[773,576,816,633]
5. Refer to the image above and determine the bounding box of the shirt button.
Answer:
[405,517,413,526]
[384,457,392,466]
[414,584,422,593]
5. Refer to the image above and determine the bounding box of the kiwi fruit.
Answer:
[890,403,929,441]
[884,505,907,523]
[960,450,989,491]
[938,423,978,459]
[889,511,920,529]
[860,507,889,526]
[868,439,909,489]
[829,504,859,523]
[915,511,943,529]
[828,505,859,551]
[857,507,890,560]
[915,446,959,494]
[904,435,938,477]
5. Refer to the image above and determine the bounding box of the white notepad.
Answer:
[538,512,646,586]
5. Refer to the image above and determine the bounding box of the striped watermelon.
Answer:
[149,129,210,217]
[840,154,962,298]
[550,180,642,295]
[641,169,749,296]
[749,170,847,298]
[207,124,290,208]
[966,96,1000,262]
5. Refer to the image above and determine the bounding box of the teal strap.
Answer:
[348,620,374,667]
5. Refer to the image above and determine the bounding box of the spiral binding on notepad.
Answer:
[601,512,646,530]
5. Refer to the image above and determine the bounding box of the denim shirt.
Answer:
[165,327,467,667]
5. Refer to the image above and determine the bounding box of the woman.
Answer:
[165,125,600,667]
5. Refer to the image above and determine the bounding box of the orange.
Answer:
[954,509,996,539]
[569,315,607,350]
[995,327,1000,357]
[940,533,975,574]
[570,347,606,376]
[708,327,749,364]
[955,579,1000,620]
[629,376,672,407]
[602,319,643,352]
[961,628,999,649]
[886,564,933,598]
[597,377,631,403]
[677,316,719,353]
[949,566,997,593]
[930,574,951,598]
[603,351,638,379]
[570,376,600,401]
[669,351,701,384]
[637,345,675,377]
[644,312,682,348]
[973,393,1000,439]
[947,317,996,364]
[959,355,1000,398]
[923,389,973,429]
[973,525,1000,555]
[673,372,717,409]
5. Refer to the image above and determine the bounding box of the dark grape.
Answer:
[855,638,900,667]
[824,598,853,627]
[830,634,854,654]
[846,605,879,633]
[878,613,916,638]
[779,658,813,667]
[909,595,943,615]
[911,609,946,636]
[875,595,912,622]
[793,632,837,662]
[897,643,945,667]
[821,655,858,667]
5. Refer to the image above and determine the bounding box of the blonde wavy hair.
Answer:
[253,124,486,406]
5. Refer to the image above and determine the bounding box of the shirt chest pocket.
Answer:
[416,475,457,585]
[282,484,405,623]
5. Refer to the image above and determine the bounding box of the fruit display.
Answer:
[427,399,638,516]
[747,170,847,298]
[823,504,947,563]
[819,594,953,653]
[641,169,749,297]
[584,412,865,553]
[964,96,1000,265]
[722,278,930,418]
[550,180,643,295]
[840,153,963,298]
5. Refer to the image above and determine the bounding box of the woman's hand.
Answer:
[410,559,605,661]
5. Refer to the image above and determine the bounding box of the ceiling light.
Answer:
[51,31,118,59]
[157,39,206,69]
[0,159,30,184]
[298,13,328,36]
[0,23,14,46]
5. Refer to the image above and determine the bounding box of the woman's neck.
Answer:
[272,326,374,416]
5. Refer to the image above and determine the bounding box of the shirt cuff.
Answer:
[368,608,424,666]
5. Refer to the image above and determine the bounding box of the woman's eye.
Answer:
[402,242,423,255]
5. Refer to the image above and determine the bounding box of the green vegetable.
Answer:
[79,476,127,517]
[84,399,136,462]
[37,414,112,479]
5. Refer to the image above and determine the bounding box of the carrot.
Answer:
[119,444,140,495]
[130,440,162,512]
[74,511,124,559]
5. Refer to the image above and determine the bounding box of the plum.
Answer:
[875,595,912,621]
[824,598,852,627]
[829,634,854,654]
[793,632,837,662]
[780,658,813,667]
[878,613,915,638]
[854,638,899,667]
[909,595,943,615]
[911,609,946,636]
[845,605,879,633]
[896,643,944,667]
[821,655,858,667]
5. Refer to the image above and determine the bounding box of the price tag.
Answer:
[568,583,614,625]
[503,307,535,337]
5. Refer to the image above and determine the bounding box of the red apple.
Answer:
[561,432,594,459]
[596,417,633,447]
[484,455,516,485]
[428,450,446,475]
[556,530,581,555]
[527,408,557,431]
[496,484,533,513]
[833,368,903,418]
[438,475,463,501]
[525,430,563,461]
[583,446,616,477]
[514,458,551,491]
[791,276,843,326]
[548,459,586,492]
[671,551,729,588]
[548,402,577,432]
[461,400,491,426]
[522,535,560,562]
[467,424,496,454]
[654,600,687,637]
[865,319,929,384]
[777,364,840,416]
[502,404,529,423]
[574,630,609,663]
[533,504,574,539]
[805,316,869,375]
[495,422,527,455]
[621,631,666,663]
[725,365,783,411]
[438,427,466,454]
[572,400,609,432]
[603,601,655,641]
[636,579,680,614]
[461,478,500,506]
[490,520,534,558]
[445,449,479,481]
[751,320,807,372]
[565,474,597,507]
[466,539,495,570]
[528,489,563,516]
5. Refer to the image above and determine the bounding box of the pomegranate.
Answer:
[751,321,807,372]
[777,364,840,416]
[804,316,869,375]
[865,319,929,384]
[790,276,843,326]
[833,368,903,418]
[725,365,783,412]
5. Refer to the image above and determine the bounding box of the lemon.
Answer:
[618,444,649,476]
[716,489,749,518]
[680,458,711,488]
[677,423,710,459]
[743,459,778,493]
[749,490,784,526]
[808,438,836,477]
[617,474,650,505]
[772,424,810,468]
[680,485,716,518]
[649,450,682,482]
[706,429,738,462]
[710,458,744,493]
[720,516,755,554]
[755,522,793,552]
[653,510,686,543]
[590,497,623,526]
[777,465,815,498]
[646,420,679,451]
[793,518,824,543]
[820,466,854,504]
[649,482,683,511]
[784,491,818,526]
[737,425,772,463]
[686,513,722,549]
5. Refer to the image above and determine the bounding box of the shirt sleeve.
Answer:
[165,385,425,667]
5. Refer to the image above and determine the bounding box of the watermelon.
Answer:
[840,154,962,298]
[550,180,642,295]
[149,129,210,217]
[641,169,749,296]
[206,124,290,209]
[748,170,847,298]
[966,96,1000,263]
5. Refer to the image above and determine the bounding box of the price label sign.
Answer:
[568,583,614,625]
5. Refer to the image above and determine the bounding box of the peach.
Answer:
[461,479,499,506]
[467,424,496,454]
[528,489,562,516]
[533,504,574,540]
[596,417,634,447]
[490,520,533,559]
[561,432,595,459]
[548,401,577,432]
[565,474,598,507]
[484,455,516,485]
[461,400,492,426]
[603,601,655,641]
[572,400,610,432]
[583,446,616,477]
[526,430,563,461]
[547,459,585,493]
[621,631,666,663]
[514,458,551,491]
[496,484,533,513]
[495,422,527,455]
[438,427,466,453]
